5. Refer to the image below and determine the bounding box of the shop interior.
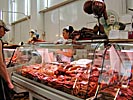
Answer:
[0,0,133,100]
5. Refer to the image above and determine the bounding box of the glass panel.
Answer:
[97,44,133,85]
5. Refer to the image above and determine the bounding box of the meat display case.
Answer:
[10,39,133,100]
[4,48,16,66]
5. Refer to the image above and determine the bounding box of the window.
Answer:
[8,0,31,23]
[8,0,17,22]
[25,0,30,16]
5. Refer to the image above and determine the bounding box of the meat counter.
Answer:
[3,47,21,79]
[11,40,133,100]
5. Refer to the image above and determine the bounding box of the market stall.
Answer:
[10,39,133,100]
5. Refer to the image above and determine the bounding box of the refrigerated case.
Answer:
[4,48,16,66]
[11,39,133,100]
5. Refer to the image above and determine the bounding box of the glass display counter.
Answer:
[11,39,133,100]
[4,48,16,66]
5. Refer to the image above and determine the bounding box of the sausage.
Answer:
[83,0,93,14]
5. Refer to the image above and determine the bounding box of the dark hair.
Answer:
[63,26,74,34]
[30,31,34,34]
[69,26,74,33]
[63,28,69,33]
[36,34,39,39]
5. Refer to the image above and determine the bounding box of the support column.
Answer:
[30,0,38,30]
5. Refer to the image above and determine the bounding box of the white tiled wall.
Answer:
[14,20,30,44]
[44,9,60,42]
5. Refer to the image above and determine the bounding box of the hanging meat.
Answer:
[83,0,108,20]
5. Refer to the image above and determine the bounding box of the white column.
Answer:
[37,12,44,39]
[30,0,44,36]
[0,0,10,42]
[36,0,44,39]
[0,0,9,22]
[30,0,38,30]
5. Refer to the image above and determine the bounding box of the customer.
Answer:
[56,26,74,63]
[28,29,45,44]
[0,20,14,100]
[28,29,39,43]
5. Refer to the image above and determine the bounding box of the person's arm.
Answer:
[0,41,14,89]
[56,49,73,57]
[27,34,37,44]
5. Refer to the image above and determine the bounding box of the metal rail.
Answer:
[12,72,82,100]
